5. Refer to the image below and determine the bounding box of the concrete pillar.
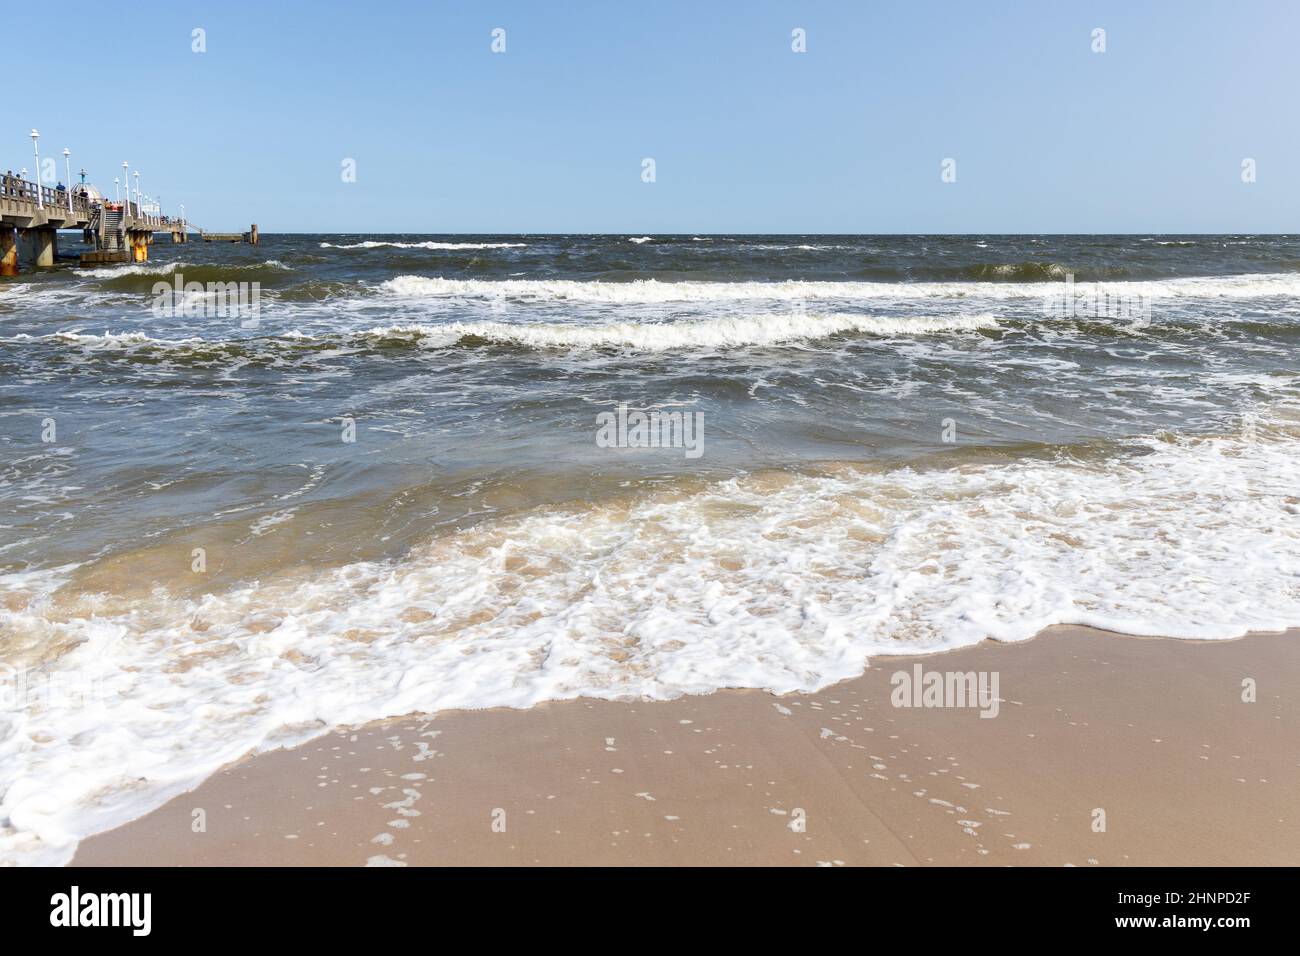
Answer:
[250,223,259,245]
[130,231,149,262]
[0,227,17,276]
[34,228,56,268]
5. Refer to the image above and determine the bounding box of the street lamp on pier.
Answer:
[122,162,129,213]
[62,148,72,213]
[30,130,41,208]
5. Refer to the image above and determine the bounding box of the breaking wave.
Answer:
[377,272,1300,304]
[0,311,998,359]
[320,240,527,250]
[3,416,1299,864]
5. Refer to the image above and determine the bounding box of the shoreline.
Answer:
[71,624,1300,866]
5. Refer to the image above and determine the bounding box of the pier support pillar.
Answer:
[1,226,17,276]
[33,228,56,268]
[129,231,149,263]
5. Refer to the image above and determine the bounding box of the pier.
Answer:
[199,224,260,244]
[1,129,203,275]
[2,171,187,274]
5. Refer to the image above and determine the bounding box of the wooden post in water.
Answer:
[250,224,259,245]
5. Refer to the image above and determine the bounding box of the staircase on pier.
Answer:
[99,206,123,251]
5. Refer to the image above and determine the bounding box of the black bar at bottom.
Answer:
[0,865,1289,940]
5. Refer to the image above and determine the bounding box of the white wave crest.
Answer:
[85,260,291,278]
[320,240,527,250]
[359,312,998,350]
[378,272,1300,304]
[2,330,201,348]
[85,262,184,278]
[2,331,185,348]
[1,312,995,354]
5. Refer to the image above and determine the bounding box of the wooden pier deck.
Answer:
[1,165,221,272]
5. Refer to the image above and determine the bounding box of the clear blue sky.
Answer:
[8,0,1299,233]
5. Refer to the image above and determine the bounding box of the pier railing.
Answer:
[2,173,181,228]
[1,174,94,215]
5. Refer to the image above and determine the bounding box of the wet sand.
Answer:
[73,625,1300,866]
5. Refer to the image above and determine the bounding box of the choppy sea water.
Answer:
[2,233,1299,862]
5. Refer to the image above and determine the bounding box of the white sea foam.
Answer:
[0,284,98,309]
[84,262,185,278]
[357,312,999,350]
[84,260,291,278]
[378,272,1300,304]
[2,418,1299,865]
[320,240,527,250]
[1,312,996,354]
[2,331,197,348]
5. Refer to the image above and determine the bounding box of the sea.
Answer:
[2,233,1299,862]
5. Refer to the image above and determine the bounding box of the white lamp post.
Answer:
[62,148,72,213]
[133,171,140,211]
[114,177,120,202]
[30,130,41,208]
[122,162,129,213]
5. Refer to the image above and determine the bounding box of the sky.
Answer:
[6,0,1300,233]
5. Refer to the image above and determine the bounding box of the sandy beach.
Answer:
[71,625,1300,867]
